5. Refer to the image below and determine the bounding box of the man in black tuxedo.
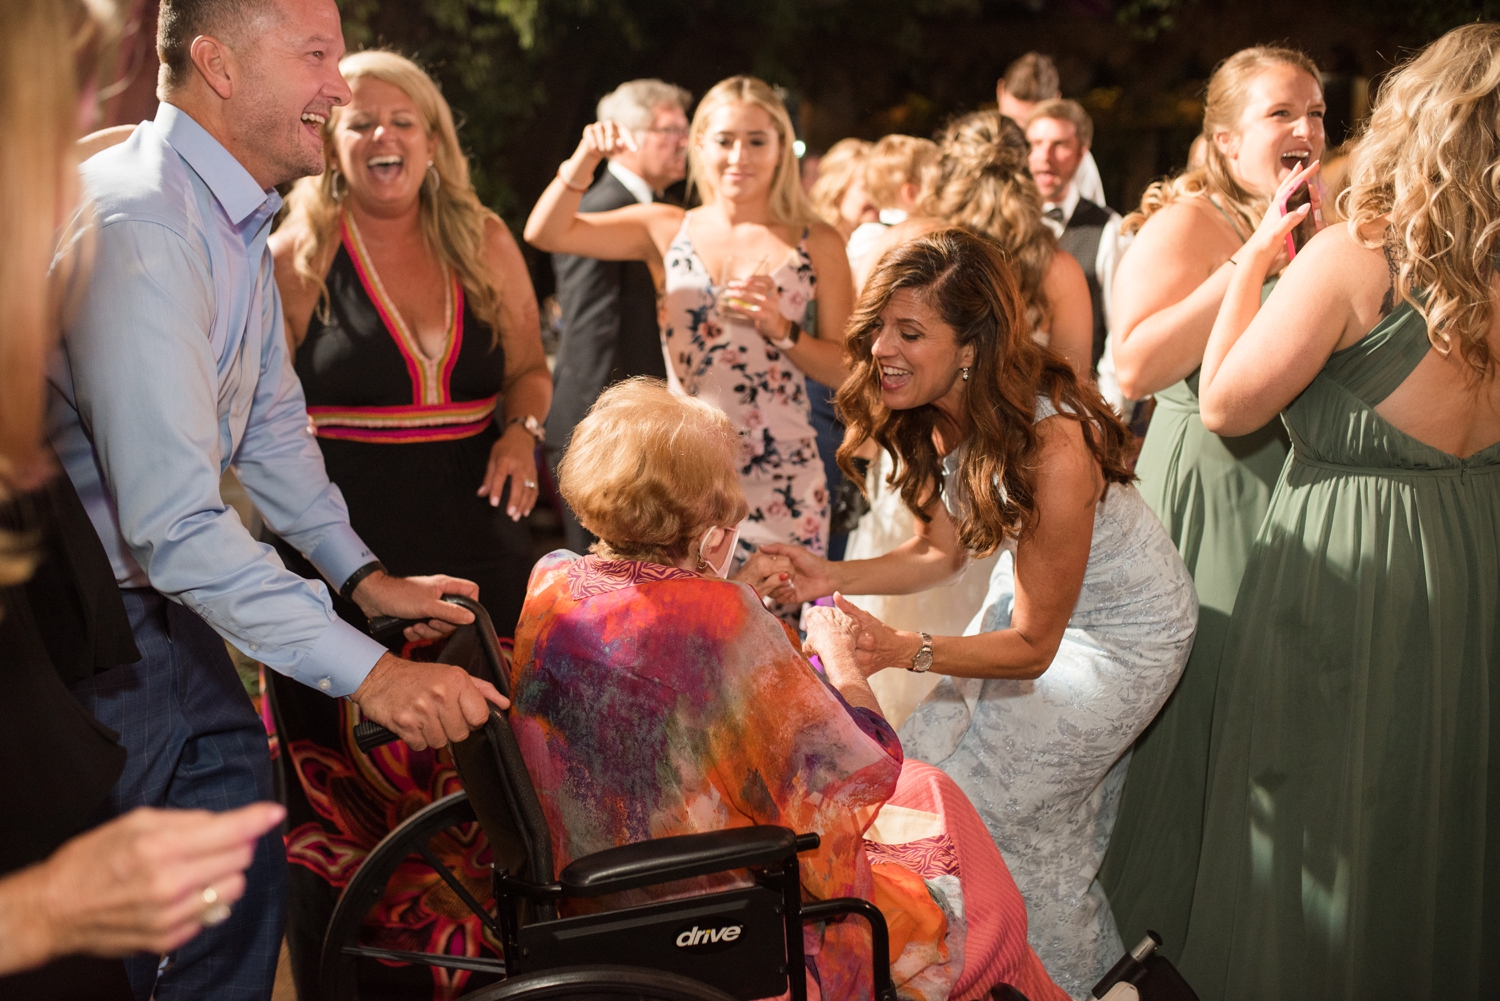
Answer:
[545,78,691,552]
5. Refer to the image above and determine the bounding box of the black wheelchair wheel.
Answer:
[321,790,506,1001]
[459,965,738,1001]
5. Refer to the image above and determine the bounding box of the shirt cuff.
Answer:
[306,524,377,595]
[294,617,387,697]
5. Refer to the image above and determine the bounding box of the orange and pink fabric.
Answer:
[509,551,1065,1001]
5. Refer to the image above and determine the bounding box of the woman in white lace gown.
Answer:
[764,230,1196,997]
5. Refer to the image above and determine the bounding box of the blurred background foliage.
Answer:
[105,0,1500,293]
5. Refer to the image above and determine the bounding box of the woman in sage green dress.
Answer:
[1098,46,1325,956]
[1182,26,1500,997]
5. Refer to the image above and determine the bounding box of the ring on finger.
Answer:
[523,479,537,489]
[200,886,232,927]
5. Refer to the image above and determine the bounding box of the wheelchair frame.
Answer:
[318,596,899,1001]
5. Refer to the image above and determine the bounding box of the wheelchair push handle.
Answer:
[1091,930,1162,998]
[351,594,507,755]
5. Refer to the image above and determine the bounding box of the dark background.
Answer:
[104,0,1500,298]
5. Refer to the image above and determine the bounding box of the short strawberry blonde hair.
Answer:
[558,379,748,563]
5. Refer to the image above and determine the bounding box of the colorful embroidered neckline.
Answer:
[342,212,462,406]
[565,557,701,600]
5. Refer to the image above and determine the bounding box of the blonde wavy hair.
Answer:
[808,137,871,231]
[1341,23,1500,377]
[923,110,1055,326]
[560,378,748,565]
[1,0,117,589]
[688,76,819,227]
[282,50,505,341]
[1123,46,1322,238]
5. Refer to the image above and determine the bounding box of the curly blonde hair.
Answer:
[923,110,1055,327]
[281,50,506,342]
[687,75,819,227]
[808,137,871,231]
[1341,23,1500,377]
[1123,46,1322,238]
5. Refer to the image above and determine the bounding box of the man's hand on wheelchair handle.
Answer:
[350,653,510,751]
[350,571,479,642]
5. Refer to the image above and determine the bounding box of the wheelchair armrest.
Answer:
[559,826,811,897]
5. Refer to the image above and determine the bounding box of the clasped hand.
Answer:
[348,570,510,751]
[803,594,920,677]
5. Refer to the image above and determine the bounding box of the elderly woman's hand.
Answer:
[803,603,867,677]
[733,550,793,598]
[478,423,541,521]
[821,594,923,676]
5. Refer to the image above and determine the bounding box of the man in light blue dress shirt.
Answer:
[48,0,508,996]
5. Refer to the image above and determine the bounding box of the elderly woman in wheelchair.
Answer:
[507,379,1066,1001]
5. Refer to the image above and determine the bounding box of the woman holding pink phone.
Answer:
[1185,25,1500,995]
[525,76,855,573]
[1098,46,1326,958]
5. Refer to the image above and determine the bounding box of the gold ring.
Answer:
[201,886,232,927]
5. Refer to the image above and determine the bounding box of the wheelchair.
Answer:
[323,597,1199,1001]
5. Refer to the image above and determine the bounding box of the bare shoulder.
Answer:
[805,220,852,269]
[482,213,526,269]
[1032,410,1102,497]
[268,220,325,291]
[638,202,687,250]
[1130,196,1239,261]
[1045,246,1087,286]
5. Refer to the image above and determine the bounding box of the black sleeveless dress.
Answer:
[266,216,525,1001]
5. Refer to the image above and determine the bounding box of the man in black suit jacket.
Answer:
[545,79,691,552]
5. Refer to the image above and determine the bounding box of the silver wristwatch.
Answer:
[908,632,934,673]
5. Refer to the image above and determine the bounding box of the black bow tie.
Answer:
[1044,206,1066,223]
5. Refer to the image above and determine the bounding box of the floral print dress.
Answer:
[661,214,828,555]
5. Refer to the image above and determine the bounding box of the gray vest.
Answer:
[1057,198,1112,371]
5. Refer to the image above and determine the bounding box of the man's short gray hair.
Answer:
[596,79,692,133]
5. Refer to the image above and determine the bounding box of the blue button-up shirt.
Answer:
[48,103,387,696]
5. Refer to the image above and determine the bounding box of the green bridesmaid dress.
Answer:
[1099,279,1289,957]
[1180,297,1500,999]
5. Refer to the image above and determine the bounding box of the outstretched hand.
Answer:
[350,571,478,643]
[0,802,285,974]
[757,542,839,605]
[733,549,794,599]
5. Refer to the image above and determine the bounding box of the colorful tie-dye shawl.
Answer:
[509,552,957,999]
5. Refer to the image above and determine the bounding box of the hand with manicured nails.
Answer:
[0,802,286,976]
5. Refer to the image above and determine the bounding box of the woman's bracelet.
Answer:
[769,322,802,352]
[556,163,590,193]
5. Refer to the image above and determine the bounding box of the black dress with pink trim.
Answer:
[262,216,527,1001]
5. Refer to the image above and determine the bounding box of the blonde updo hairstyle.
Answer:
[1124,46,1322,238]
[808,137,872,230]
[283,50,506,341]
[924,110,1055,326]
[559,379,748,565]
[1342,22,1500,377]
[688,75,819,227]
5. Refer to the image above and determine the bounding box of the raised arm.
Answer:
[523,121,677,263]
[822,416,1099,681]
[1042,248,1095,381]
[1109,199,1242,399]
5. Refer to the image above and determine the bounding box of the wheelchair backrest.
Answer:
[428,603,557,892]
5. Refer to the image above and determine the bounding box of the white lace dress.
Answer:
[897,395,1197,998]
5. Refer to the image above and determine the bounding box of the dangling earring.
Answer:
[329,169,347,201]
[425,162,441,196]
[961,366,970,382]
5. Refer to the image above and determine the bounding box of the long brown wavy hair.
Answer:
[1123,46,1322,238]
[923,110,1056,331]
[836,228,1131,557]
[1342,22,1500,377]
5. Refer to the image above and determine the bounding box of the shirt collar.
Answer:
[607,160,656,204]
[1042,183,1081,225]
[155,102,279,227]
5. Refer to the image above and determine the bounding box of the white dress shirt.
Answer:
[607,160,656,204]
